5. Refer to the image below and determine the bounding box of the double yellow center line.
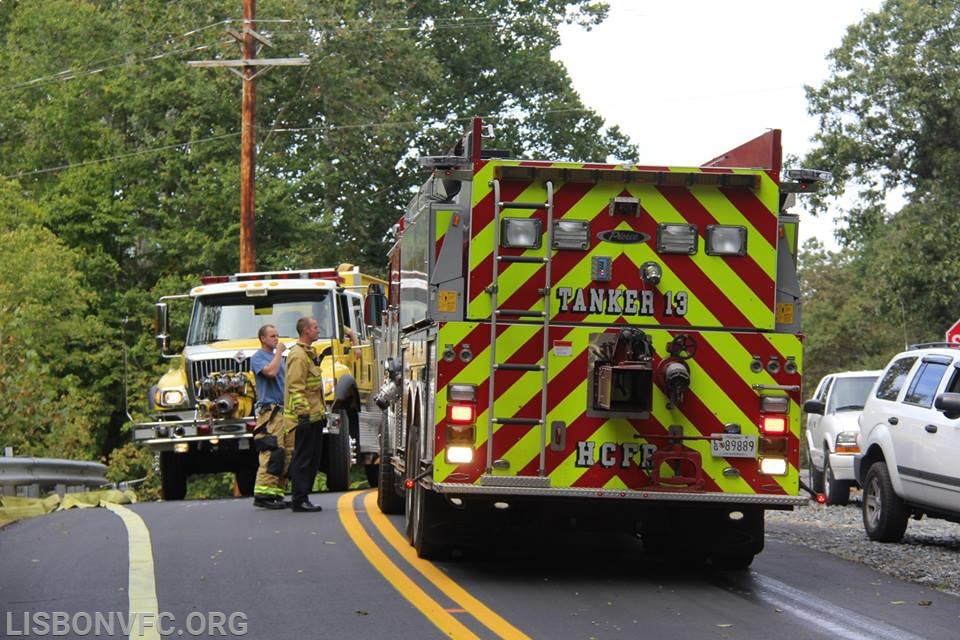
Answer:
[337,491,530,640]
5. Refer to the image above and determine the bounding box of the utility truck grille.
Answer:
[188,356,251,395]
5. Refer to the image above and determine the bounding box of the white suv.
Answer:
[803,370,881,505]
[856,344,960,542]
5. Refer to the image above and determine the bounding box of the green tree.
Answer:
[0,179,108,458]
[799,238,902,391]
[804,0,960,241]
[0,1,636,472]
[802,0,960,348]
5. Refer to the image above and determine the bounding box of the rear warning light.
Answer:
[447,403,475,423]
[199,275,230,285]
[760,415,787,434]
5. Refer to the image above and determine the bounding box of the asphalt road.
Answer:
[1,490,958,639]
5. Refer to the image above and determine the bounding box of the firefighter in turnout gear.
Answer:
[284,317,326,513]
[251,324,288,509]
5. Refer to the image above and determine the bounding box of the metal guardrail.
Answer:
[0,457,108,498]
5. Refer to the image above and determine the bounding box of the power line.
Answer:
[0,15,501,94]
[2,40,234,93]
[2,132,239,179]
[1,20,236,94]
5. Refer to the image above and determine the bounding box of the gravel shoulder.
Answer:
[765,491,960,597]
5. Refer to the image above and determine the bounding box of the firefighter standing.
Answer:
[251,324,288,509]
[284,316,325,513]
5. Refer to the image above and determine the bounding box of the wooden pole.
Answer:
[188,3,307,273]
[239,0,257,272]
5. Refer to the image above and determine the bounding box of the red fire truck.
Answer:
[373,118,826,568]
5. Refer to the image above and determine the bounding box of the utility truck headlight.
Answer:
[706,225,747,256]
[501,218,542,249]
[157,387,187,407]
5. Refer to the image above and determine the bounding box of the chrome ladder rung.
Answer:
[493,418,542,426]
[494,363,543,372]
[498,255,548,264]
[499,201,547,210]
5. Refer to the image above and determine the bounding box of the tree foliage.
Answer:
[801,0,960,366]
[0,1,635,476]
[0,179,108,457]
[804,0,960,243]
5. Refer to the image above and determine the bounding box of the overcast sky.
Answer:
[554,0,885,248]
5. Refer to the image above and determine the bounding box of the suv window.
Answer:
[875,357,917,401]
[815,376,834,402]
[947,368,960,394]
[829,376,876,411]
[903,361,949,407]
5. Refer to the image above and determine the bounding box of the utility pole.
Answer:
[189,1,308,272]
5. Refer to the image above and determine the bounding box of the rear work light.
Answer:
[657,223,698,255]
[705,225,747,256]
[501,218,542,249]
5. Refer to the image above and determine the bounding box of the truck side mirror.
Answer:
[934,392,960,420]
[802,399,825,415]
[155,302,170,354]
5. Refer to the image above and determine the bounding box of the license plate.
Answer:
[710,434,757,458]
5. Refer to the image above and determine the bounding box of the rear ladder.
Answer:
[486,180,554,482]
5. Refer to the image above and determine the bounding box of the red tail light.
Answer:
[760,415,787,434]
[447,403,475,423]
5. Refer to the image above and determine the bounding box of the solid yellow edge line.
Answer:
[361,490,531,640]
[337,492,479,640]
[104,503,161,640]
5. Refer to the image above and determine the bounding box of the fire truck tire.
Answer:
[404,421,452,559]
[326,409,354,492]
[711,552,755,570]
[377,412,404,515]
[862,461,908,542]
[410,483,451,559]
[159,451,187,501]
[823,454,851,506]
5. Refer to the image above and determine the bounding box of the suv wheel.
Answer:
[807,452,824,494]
[823,452,850,506]
[862,461,908,542]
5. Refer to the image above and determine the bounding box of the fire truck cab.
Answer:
[375,119,825,568]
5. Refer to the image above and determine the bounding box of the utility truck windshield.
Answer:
[186,291,335,345]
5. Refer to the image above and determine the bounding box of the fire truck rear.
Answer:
[374,119,826,567]
[132,264,387,500]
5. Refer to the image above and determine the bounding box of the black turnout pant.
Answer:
[291,419,324,503]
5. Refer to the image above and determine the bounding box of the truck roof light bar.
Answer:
[495,166,760,189]
[199,269,342,285]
